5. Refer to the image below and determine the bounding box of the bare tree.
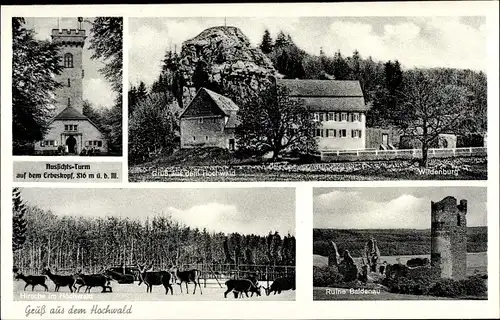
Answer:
[398,69,472,167]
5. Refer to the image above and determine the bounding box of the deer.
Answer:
[170,265,203,295]
[224,278,261,298]
[15,273,49,291]
[236,274,262,298]
[137,263,173,295]
[73,270,112,293]
[105,269,135,284]
[264,276,295,296]
[41,268,75,292]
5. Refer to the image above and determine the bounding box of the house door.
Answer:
[229,139,235,151]
[382,134,388,145]
[66,136,77,154]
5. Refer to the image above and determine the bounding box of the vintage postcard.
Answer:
[1,2,499,320]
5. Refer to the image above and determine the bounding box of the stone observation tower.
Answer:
[51,19,86,115]
[430,196,468,280]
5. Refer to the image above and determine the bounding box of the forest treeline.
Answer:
[313,228,488,257]
[12,190,295,273]
[128,28,487,164]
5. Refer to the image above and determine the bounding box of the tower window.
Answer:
[68,98,71,107]
[64,53,73,68]
[68,78,71,87]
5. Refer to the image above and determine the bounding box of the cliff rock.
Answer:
[179,26,278,104]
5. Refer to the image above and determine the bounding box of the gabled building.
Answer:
[179,87,239,150]
[34,23,108,155]
[277,79,369,151]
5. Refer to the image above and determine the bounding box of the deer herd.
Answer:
[13,264,295,299]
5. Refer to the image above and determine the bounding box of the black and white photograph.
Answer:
[128,17,487,182]
[11,187,296,301]
[313,187,488,300]
[12,17,123,156]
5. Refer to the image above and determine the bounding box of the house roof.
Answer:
[277,79,368,112]
[54,106,88,120]
[277,79,364,97]
[203,88,239,115]
[301,97,368,112]
[180,87,239,118]
[225,115,241,129]
[49,106,103,132]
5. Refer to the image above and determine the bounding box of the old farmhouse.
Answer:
[277,79,369,151]
[179,87,239,150]
[35,23,108,155]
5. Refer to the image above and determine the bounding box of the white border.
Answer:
[2,2,499,319]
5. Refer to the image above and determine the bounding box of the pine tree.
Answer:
[333,50,351,80]
[274,31,289,49]
[137,81,148,101]
[12,188,27,252]
[259,29,273,54]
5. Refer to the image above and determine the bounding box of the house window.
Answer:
[327,112,334,121]
[198,118,204,124]
[64,53,73,68]
[42,140,56,147]
[65,124,77,131]
[353,113,360,122]
[327,129,335,137]
[352,130,362,138]
[340,129,347,137]
[341,113,347,121]
[314,113,320,121]
[68,78,71,87]
[315,129,322,137]
[319,113,325,122]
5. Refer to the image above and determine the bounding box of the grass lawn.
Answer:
[129,154,487,182]
[313,287,456,300]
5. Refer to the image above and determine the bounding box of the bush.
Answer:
[383,275,434,295]
[429,278,465,297]
[313,266,344,287]
[460,275,487,296]
[429,275,487,298]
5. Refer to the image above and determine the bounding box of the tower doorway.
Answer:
[66,136,77,154]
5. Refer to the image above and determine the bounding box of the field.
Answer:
[313,252,487,300]
[313,252,488,276]
[13,280,295,301]
[129,156,487,182]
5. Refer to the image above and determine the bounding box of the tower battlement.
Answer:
[430,196,468,280]
[51,29,86,45]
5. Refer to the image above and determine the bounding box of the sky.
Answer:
[19,188,295,236]
[129,16,486,86]
[314,187,487,229]
[24,17,117,109]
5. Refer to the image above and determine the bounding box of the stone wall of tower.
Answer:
[430,196,468,280]
[51,29,86,115]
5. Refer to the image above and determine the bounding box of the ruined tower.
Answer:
[430,196,468,280]
[51,24,86,115]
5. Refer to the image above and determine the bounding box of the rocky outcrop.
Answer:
[178,26,278,105]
